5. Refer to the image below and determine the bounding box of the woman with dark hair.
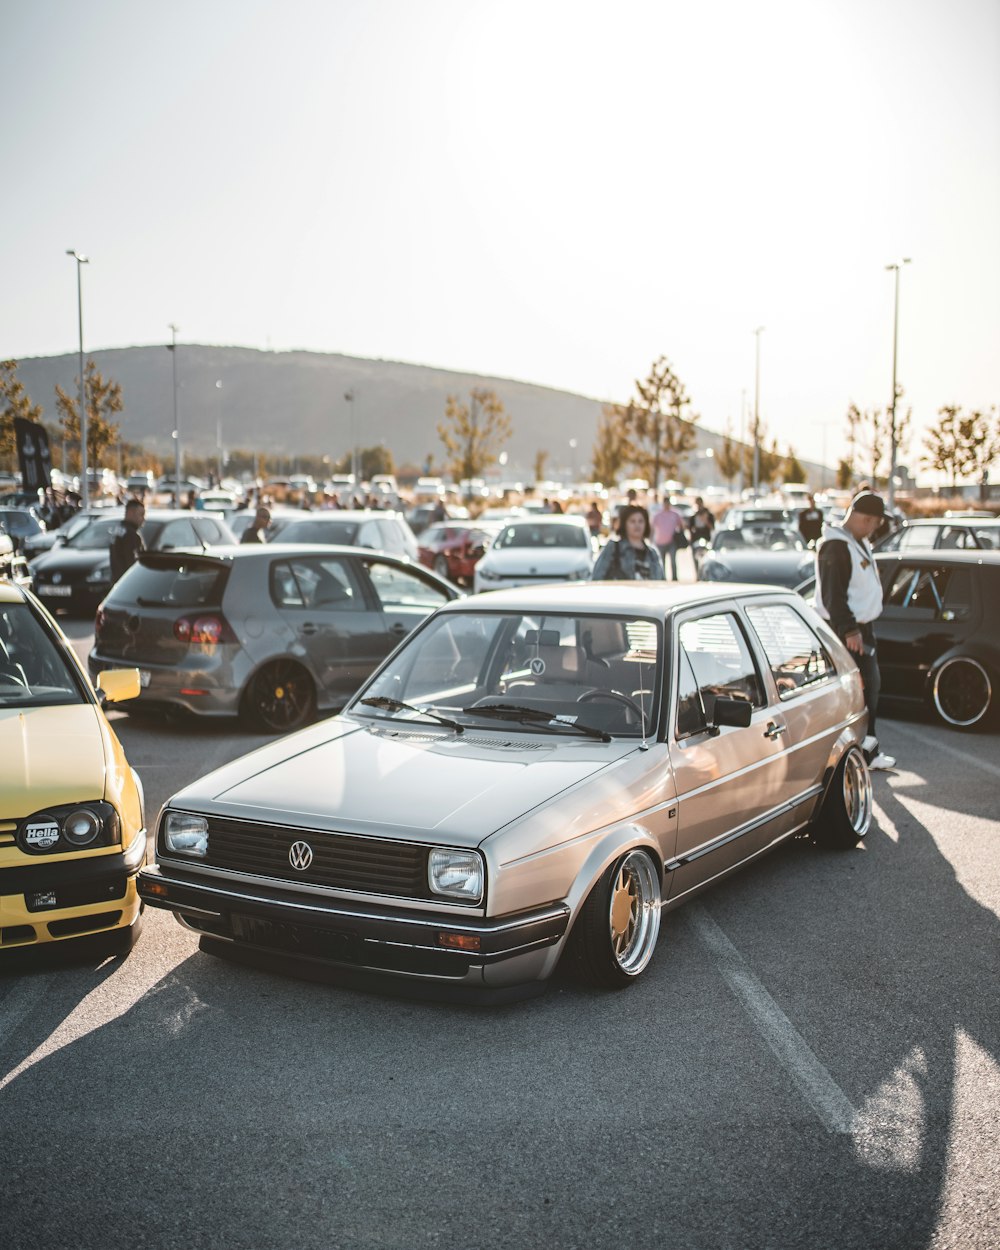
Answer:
[590,505,665,581]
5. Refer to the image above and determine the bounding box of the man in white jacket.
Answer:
[814,491,895,770]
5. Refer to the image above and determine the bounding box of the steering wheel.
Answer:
[576,687,646,721]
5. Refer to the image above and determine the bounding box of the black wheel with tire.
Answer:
[572,849,661,988]
[242,660,316,733]
[814,745,872,849]
[932,656,993,728]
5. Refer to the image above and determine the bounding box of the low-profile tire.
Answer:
[434,555,450,579]
[572,849,662,988]
[242,660,316,733]
[932,656,993,728]
[814,746,872,849]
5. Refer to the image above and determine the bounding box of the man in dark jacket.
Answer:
[814,491,894,770]
[109,498,145,584]
[240,506,271,543]
[798,494,824,546]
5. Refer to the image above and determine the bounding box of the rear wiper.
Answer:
[359,696,464,734]
[462,702,611,743]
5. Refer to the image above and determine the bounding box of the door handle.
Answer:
[301,622,319,635]
[763,721,787,739]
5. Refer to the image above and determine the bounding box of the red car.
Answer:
[417,521,500,585]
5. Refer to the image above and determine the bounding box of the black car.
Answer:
[30,509,236,615]
[800,550,1000,729]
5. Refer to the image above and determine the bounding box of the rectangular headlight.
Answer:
[164,811,209,857]
[428,848,484,902]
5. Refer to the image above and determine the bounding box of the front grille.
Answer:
[198,817,435,901]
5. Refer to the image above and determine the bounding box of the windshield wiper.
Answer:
[359,696,464,734]
[462,702,611,743]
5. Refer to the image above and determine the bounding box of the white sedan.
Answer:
[473,515,594,592]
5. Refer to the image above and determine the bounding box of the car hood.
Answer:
[481,547,592,572]
[31,547,109,575]
[169,715,636,845]
[0,705,109,816]
[705,549,812,586]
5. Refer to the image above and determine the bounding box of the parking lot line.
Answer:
[687,903,857,1134]
[885,720,1000,780]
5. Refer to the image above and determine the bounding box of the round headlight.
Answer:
[63,807,101,847]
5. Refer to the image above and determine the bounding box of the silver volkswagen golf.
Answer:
[88,545,459,732]
[137,582,873,1000]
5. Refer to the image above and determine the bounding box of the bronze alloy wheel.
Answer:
[932,656,993,728]
[574,848,662,987]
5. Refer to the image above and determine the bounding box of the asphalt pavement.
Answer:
[1,615,998,1250]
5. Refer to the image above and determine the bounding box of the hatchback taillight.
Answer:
[174,615,235,646]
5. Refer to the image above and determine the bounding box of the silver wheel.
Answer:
[815,745,872,848]
[841,747,873,837]
[932,657,992,727]
[606,850,661,977]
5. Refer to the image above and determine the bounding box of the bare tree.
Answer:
[437,388,512,499]
[922,405,966,491]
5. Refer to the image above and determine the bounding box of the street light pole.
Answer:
[752,326,764,497]
[344,389,357,487]
[168,324,180,505]
[215,379,224,482]
[66,250,90,507]
[886,258,911,512]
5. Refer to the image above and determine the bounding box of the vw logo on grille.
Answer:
[288,840,314,871]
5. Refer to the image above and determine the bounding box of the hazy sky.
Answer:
[2,0,998,470]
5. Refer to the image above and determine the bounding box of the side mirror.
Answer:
[712,696,753,729]
[96,668,141,704]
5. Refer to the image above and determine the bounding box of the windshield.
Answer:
[0,602,87,708]
[64,517,166,550]
[355,610,661,739]
[493,523,589,550]
[277,520,360,545]
[714,526,805,552]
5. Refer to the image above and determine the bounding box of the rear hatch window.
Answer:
[98,558,230,663]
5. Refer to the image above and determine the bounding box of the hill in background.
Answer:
[11,344,818,485]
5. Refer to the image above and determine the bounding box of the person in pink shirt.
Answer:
[651,496,685,580]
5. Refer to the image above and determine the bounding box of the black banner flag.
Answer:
[14,418,52,492]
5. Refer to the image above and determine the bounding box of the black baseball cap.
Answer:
[848,491,887,519]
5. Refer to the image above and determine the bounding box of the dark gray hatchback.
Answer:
[88,544,459,732]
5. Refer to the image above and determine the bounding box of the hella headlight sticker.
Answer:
[24,817,61,850]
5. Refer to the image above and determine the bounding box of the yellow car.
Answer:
[1,580,146,953]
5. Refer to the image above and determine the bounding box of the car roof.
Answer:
[899,516,999,526]
[136,543,421,565]
[433,581,801,617]
[875,549,1000,565]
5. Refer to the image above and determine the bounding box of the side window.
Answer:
[195,518,224,544]
[357,521,380,549]
[366,560,451,609]
[937,526,968,550]
[883,566,917,606]
[269,558,364,611]
[675,613,765,737]
[972,527,997,550]
[158,519,200,549]
[898,527,935,550]
[745,603,836,698]
[941,567,974,619]
[376,520,405,555]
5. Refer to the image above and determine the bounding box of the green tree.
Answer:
[591,403,630,487]
[836,459,854,490]
[533,449,550,483]
[957,408,1000,503]
[782,447,806,485]
[54,360,123,474]
[618,356,698,487]
[0,360,45,471]
[437,388,512,498]
[922,405,965,490]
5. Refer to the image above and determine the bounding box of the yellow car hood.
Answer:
[0,705,109,818]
